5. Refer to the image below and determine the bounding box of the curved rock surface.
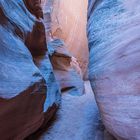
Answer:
[0,0,60,139]
[24,0,43,18]
[0,0,85,139]
[41,0,85,95]
[48,39,84,95]
[50,0,89,76]
[88,0,140,140]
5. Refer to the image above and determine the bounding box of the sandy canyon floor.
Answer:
[27,81,116,140]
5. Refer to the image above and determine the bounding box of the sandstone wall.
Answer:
[87,0,140,139]
[51,0,89,76]
[0,0,60,139]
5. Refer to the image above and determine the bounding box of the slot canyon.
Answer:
[0,0,140,140]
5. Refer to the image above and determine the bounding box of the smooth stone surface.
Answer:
[41,0,85,95]
[88,0,140,139]
[0,1,46,139]
[34,53,61,113]
[25,81,116,140]
[49,0,89,76]
[0,0,60,139]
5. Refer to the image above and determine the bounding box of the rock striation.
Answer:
[0,0,60,139]
[48,39,84,95]
[87,0,140,140]
[0,0,85,139]
[50,0,89,77]
[41,0,85,95]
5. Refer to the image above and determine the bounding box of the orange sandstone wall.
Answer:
[51,0,89,76]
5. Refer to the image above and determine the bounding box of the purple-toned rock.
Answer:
[88,0,140,139]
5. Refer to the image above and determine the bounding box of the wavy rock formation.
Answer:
[0,0,60,139]
[88,0,140,140]
[48,39,84,95]
[0,0,85,139]
[50,0,89,77]
[41,0,85,95]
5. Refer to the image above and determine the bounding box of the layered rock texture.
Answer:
[88,0,140,140]
[1,0,139,139]
[0,0,84,139]
[50,0,89,76]
[42,0,84,95]
[0,0,60,139]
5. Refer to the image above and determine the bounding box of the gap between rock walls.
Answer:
[0,0,140,140]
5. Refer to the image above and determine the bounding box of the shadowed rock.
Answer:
[0,0,60,139]
[23,0,43,19]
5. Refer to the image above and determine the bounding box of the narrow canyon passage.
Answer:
[40,82,100,140]
[27,82,115,140]
[0,0,140,140]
